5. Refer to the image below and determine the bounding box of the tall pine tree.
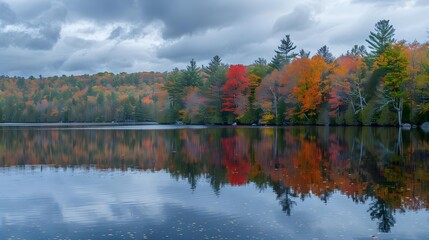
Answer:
[183,59,202,87]
[203,55,228,124]
[366,19,395,65]
[270,34,297,70]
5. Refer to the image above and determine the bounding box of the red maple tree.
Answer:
[221,65,249,116]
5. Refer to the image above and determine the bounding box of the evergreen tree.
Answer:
[275,34,298,65]
[366,20,395,56]
[183,59,202,87]
[365,19,395,68]
[203,55,228,87]
[317,45,334,63]
[204,56,222,75]
[203,55,228,124]
[348,45,368,58]
[254,57,267,65]
[269,53,285,71]
[164,68,185,119]
[298,49,311,58]
[368,199,396,233]
[270,34,297,71]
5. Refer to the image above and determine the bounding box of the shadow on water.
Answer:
[0,126,428,233]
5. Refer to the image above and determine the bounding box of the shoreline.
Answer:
[0,122,158,127]
[0,122,426,129]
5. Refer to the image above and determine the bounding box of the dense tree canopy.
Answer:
[0,19,428,126]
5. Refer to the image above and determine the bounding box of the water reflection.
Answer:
[0,126,428,235]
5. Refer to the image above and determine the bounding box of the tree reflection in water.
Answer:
[271,181,297,216]
[368,198,396,233]
[0,126,428,233]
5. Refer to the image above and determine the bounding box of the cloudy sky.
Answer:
[0,0,428,77]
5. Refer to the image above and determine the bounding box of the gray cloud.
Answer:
[60,48,134,73]
[351,0,409,4]
[137,0,242,39]
[273,6,316,33]
[63,0,268,39]
[8,0,54,20]
[106,25,146,40]
[416,0,429,5]
[34,2,67,23]
[0,24,61,50]
[156,18,274,63]
[63,0,138,22]
[0,47,65,77]
[0,1,65,50]
[126,25,146,39]
[329,16,373,46]
[157,39,226,62]
[108,27,123,40]
[0,0,427,77]
[61,36,97,50]
[0,2,16,23]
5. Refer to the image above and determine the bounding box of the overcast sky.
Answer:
[0,0,428,77]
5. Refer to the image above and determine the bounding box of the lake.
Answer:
[0,126,428,239]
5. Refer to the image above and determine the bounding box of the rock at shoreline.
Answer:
[402,123,411,130]
[421,122,429,132]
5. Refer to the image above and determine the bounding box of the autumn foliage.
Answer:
[221,135,251,186]
[221,64,250,117]
[278,56,329,119]
[0,21,428,125]
[1,127,427,220]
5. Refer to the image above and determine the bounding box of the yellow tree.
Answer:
[375,43,409,126]
[404,41,429,117]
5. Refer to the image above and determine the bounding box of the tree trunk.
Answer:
[358,87,364,111]
[397,98,403,127]
[273,127,279,169]
[274,97,278,125]
[270,87,278,125]
[397,127,403,156]
[397,109,402,126]
[359,137,364,164]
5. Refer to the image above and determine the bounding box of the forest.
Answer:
[0,19,428,125]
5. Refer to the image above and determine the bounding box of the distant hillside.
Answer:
[0,71,172,123]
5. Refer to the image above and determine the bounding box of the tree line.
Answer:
[0,19,428,125]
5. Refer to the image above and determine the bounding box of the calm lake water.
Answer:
[0,126,428,240]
